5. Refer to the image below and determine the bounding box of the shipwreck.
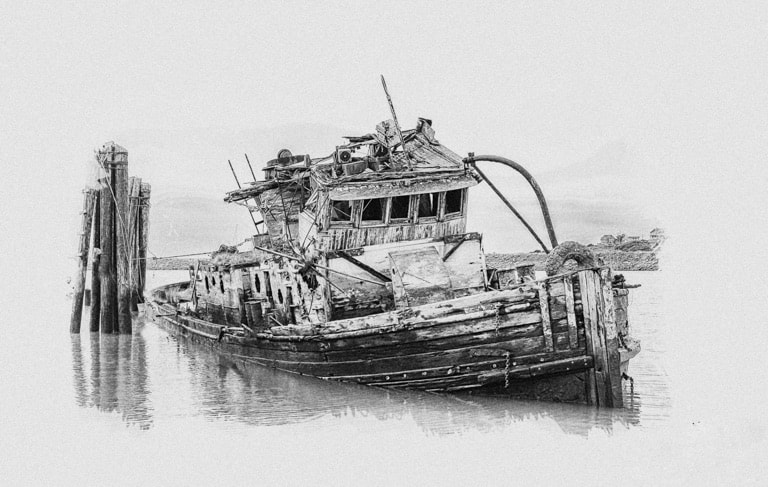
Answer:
[148,111,640,407]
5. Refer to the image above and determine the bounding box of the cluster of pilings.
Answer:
[70,142,150,334]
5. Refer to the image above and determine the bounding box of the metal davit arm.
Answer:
[464,153,559,252]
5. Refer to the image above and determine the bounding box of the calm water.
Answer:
[70,271,670,433]
[2,270,677,485]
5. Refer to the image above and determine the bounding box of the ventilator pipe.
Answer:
[464,153,559,251]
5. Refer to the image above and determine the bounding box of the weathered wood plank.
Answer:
[578,271,599,405]
[138,183,151,303]
[599,267,623,408]
[564,275,578,348]
[478,355,593,385]
[128,177,142,310]
[538,282,554,351]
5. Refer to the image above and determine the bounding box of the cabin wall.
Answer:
[244,261,328,327]
[195,266,243,325]
[320,219,467,251]
[315,185,468,251]
[258,185,304,246]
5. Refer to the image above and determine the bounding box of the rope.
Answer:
[504,352,511,389]
[94,151,135,287]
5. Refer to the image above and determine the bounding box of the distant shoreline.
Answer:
[147,250,659,272]
[486,250,659,272]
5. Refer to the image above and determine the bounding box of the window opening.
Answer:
[330,200,352,223]
[277,289,284,304]
[418,192,440,218]
[445,189,463,215]
[205,276,210,293]
[253,273,261,293]
[219,274,225,293]
[390,195,410,220]
[263,272,273,298]
[361,198,386,224]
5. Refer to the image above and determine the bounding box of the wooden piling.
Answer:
[89,194,102,332]
[578,268,623,408]
[138,182,151,302]
[69,189,97,333]
[599,267,623,407]
[114,151,132,335]
[99,178,116,334]
[128,177,142,310]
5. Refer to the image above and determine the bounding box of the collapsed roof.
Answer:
[225,118,477,204]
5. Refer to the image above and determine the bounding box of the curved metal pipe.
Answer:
[464,153,559,250]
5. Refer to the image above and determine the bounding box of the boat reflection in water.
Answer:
[71,320,644,437]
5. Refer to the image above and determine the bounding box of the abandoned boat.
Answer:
[147,117,640,407]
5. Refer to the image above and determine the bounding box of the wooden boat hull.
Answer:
[148,267,629,407]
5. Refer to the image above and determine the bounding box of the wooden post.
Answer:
[99,175,116,334]
[537,282,554,351]
[128,177,142,310]
[98,143,130,334]
[598,267,623,408]
[69,189,97,333]
[138,182,151,303]
[563,276,578,349]
[578,268,623,408]
[579,270,602,406]
[112,147,132,335]
[89,193,102,332]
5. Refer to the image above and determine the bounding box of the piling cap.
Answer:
[97,141,128,165]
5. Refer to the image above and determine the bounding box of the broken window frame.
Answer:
[360,197,389,226]
[388,195,412,223]
[415,192,441,223]
[443,188,465,220]
[329,199,354,227]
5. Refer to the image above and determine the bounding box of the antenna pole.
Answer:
[380,75,412,170]
[244,153,257,181]
[227,159,241,188]
[228,159,261,232]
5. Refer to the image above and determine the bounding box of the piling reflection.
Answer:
[72,318,645,435]
[70,330,152,429]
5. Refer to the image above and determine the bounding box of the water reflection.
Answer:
[70,332,152,429]
[71,319,649,436]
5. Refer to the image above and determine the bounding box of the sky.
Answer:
[2,1,768,483]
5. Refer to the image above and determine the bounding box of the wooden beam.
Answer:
[69,189,97,333]
[128,177,141,310]
[578,271,599,405]
[563,275,578,349]
[99,181,116,334]
[336,251,391,282]
[138,183,151,303]
[599,267,623,408]
[114,160,132,334]
[538,281,554,351]
[442,236,465,262]
[89,193,101,332]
